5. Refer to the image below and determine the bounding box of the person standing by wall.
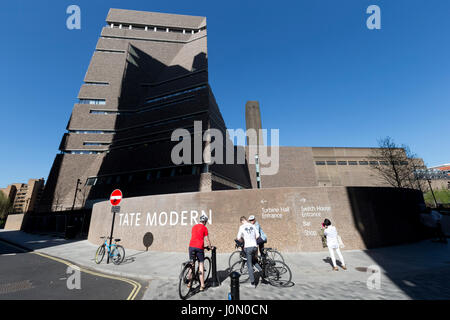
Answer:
[248,215,267,255]
[236,216,262,287]
[322,218,347,271]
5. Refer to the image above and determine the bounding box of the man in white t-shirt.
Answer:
[236,216,262,287]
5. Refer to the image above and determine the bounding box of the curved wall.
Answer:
[88,186,425,253]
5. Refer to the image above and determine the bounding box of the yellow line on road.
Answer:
[32,251,141,300]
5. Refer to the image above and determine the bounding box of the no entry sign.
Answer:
[110,189,123,206]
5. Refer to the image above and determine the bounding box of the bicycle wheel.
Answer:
[230,260,250,283]
[266,249,284,263]
[179,263,194,300]
[111,245,125,265]
[95,245,105,264]
[203,257,211,283]
[228,250,244,269]
[265,260,292,287]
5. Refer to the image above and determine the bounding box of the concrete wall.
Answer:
[88,186,424,253]
[4,214,25,231]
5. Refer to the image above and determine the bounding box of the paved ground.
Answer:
[0,230,449,300]
[0,240,144,300]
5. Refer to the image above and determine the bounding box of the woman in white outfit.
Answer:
[323,219,347,271]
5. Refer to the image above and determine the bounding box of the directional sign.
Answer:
[110,189,123,206]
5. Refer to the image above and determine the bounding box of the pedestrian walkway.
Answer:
[0,230,449,300]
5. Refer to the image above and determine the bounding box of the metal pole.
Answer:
[210,247,220,287]
[107,210,116,264]
[229,272,240,300]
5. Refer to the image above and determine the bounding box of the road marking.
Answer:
[3,253,17,256]
[32,251,141,300]
[0,240,141,300]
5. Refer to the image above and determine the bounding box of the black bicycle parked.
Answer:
[178,246,213,300]
[230,243,292,287]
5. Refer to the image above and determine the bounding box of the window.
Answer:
[70,130,115,134]
[400,161,409,166]
[83,142,110,146]
[90,110,121,115]
[79,99,106,105]
[348,161,358,165]
[338,161,348,165]
[326,161,337,165]
[86,177,97,186]
[144,85,207,105]
[369,161,379,165]
[85,82,109,86]
[359,161,369,165]
[315,161,326,166]
[380,161,389,165]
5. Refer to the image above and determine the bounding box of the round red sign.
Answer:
[110,189,123,206]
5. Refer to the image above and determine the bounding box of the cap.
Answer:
[200,215,208,222]
[248,215,256,221]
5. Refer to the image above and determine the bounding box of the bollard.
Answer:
[210,246,220,287]
[230,271,240,300]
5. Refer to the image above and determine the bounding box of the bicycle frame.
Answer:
[103,239,118,257]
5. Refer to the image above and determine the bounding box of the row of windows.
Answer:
[108,23,206,35]
[89,96,195,117]
[86,165,205,186]
[96,49,125,54]
[144,85,207,105]
[84,82,109,86]
[69,130,116,134]
[90,110,121,115]
[79,99,106,105]
[67,151,105,155]
[83,142,111,146]
[315,160,409,166]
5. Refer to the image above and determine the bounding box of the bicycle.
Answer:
[95,236,126,265]
[178,247,213,300]
[230,246,292,287]
[228,240,285,269]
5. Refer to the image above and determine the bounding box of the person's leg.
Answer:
[335,247,346,268]
[198,261,204,288]
[245,247,256,284]
[328,246,337,268]
[197,249,206,290]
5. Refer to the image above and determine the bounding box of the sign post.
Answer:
[107,189,122,264]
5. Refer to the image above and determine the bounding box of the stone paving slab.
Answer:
[1,230,449,300]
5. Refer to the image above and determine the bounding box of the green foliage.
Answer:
[424,188,450,206]
[0,191,11,220]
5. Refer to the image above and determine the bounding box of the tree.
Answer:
[369,137,425,190]
[0,191,12,221]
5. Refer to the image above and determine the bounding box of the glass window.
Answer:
[359,161,369,165]
[348,161,358,165]
[338,161,347,165]
[315,161,326,166]
[86,177,97,186]
[327,161,337,165]
[369,161,379,165]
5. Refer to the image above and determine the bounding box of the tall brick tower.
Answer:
[40,9,251,211]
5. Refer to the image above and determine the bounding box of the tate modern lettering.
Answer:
[118,210,213,227]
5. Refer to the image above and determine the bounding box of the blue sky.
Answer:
[0,0,449,187]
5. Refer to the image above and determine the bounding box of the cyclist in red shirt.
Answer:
[188,215,212,291]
